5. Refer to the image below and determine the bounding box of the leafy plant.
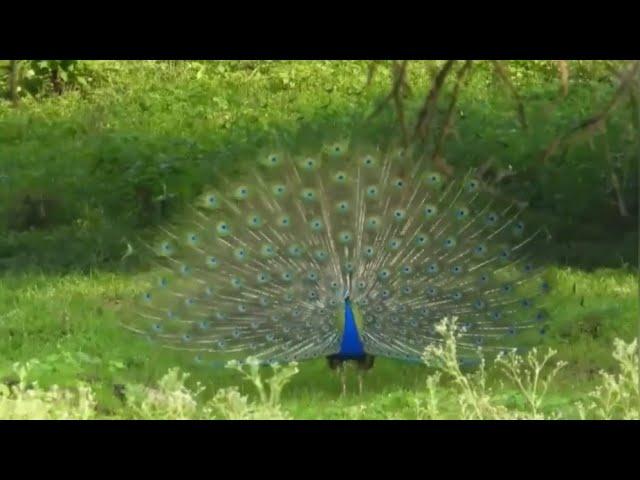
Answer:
[207,358,299,419]
[124,368,202,419]
[495,348,567,418]
[577,338,639,419]
[420,317,571,419]
[421,317,513,419]
[1,60,96,100]
[120,359,298,419]
[0,360,96,419]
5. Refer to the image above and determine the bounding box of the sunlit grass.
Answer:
[0,266,636,419]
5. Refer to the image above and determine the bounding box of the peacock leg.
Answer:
[357,370,364,395]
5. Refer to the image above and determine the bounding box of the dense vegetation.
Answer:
[0,60,638,419]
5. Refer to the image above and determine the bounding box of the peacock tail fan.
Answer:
[123,133,554,370]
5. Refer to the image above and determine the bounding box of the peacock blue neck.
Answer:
[338,299,366,359]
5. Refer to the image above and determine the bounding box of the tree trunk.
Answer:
[8,60,19,106]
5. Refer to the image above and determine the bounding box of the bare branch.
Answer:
[365,61,382,88]
[431,61,473,176]
[391,61,409,148]
[540,60,640,164]
[8,60,20,106]
[412,60,456,142]
[368,61,410,147]
[557,60,569,97]
[603,134,629,217]
[492,61,528,130]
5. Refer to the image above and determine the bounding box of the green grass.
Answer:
[0,266,637,418]
[0,60,638,419]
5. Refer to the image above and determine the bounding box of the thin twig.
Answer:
[557,60,569,98]
[603,133,629,217]
[537,60,571,123]
[540,60,640,164]
[431,61,473,176]
[8,60,20,106]
[391,61,410,148]
[368,61,410,147]
[492,61,528,130]
[412,60,456,142]
[628,78,640,133]
[369,61,407,114]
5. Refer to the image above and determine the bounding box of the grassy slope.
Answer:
[0,61,638,419]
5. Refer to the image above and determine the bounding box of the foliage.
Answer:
[0,60,637,272]
[0,308,637,419]
[0,360,96,419]
[373,60,639,269]
[577,338,639,419]
[103,360,297,419]
[1,60,96,100]
[124,368,202,419]
[495,348,567,418]
[421,318,510,419]
[205,359,298,419]
[108,357,298,419]
[419,317,565,419]
[0,61,637,419]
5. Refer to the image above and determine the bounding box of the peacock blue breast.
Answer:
[338,299,366,360]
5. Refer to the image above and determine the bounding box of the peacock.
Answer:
[126,133,552,394]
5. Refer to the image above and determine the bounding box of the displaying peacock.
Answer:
[126,134,552,394]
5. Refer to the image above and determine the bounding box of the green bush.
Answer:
[1,60,97,100]
[0,61,637,272]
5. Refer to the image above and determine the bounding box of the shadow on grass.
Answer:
[0,96,637,275]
